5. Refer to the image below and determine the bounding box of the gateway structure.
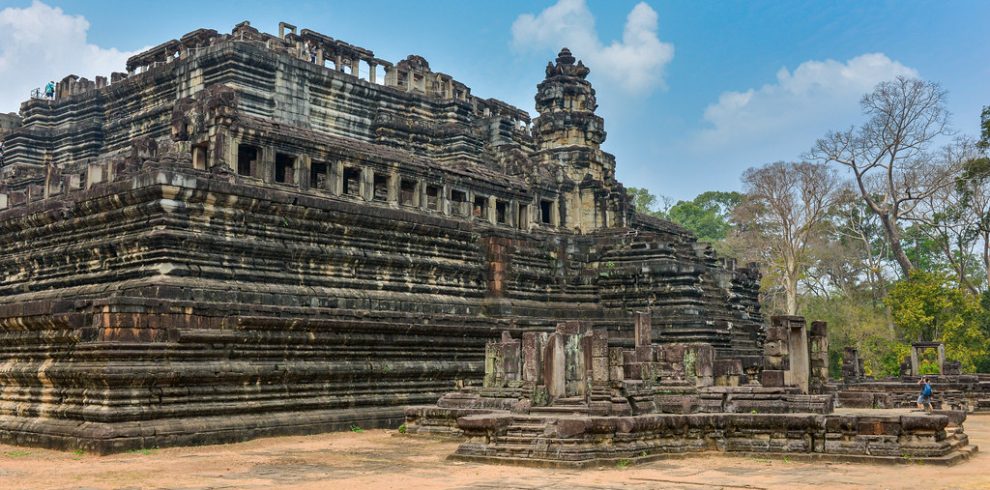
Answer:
[0,22,763,453]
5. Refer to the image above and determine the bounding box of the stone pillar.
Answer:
[761,316,791,388]
[634,311,652,347]
[368,62,377,84]
[416,181,426,210]
[521,332,543,385]
[351,59,360,77]
[809,321,829,394]
[937,344,946,374]
[259,147,275,184]
[487,195,497,224]
[0,193,7,210]
[361,167,373,201]
[543,333,565,399]
[335,54,343,71]
[387,171,399,204]
[842,347,861,382]
[441,184,451,216]
[331,161,343,196]
[910,347,920,377]
[298,155,312,191]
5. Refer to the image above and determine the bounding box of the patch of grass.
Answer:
[350,425,364,433]
[616,459,631,469]
[6,450,31,458]
[750,409,758,414]
[72,449,85,456]
[397,423,407,434]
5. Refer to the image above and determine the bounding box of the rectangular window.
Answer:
[237,144,259,177]
[518,203,529,229]
[426,185,440,211]
[540,199,553,225]
[192,144,208,170]
[450,189,468,217]
[495,200,507,224]
[473,195,488,220]
[373,173,390,202]
[275,153,296,185]
[343,166,361,196]
[399,178,417,207]
[310,161,329,189]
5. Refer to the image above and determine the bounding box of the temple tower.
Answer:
[532,48,624,233]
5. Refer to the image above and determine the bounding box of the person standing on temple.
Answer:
[44,80,55,99]
[917,377,934,413]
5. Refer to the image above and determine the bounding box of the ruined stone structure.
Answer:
[0,23,764,453]
[404,317,975,467]
[837,345,990,412]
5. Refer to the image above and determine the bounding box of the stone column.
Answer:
[387,171,399,204]
[441,184,451,216]
[910,346,920,377]
[634,311,652,347]
[361,167,373,201]
[331,161,343,196]
[487,195,497,224]
[298,155,312,191]
[809,321,829,394]
[260,147,275,184]
[419,181,428,210]
[368,62,377,84]
[335,54,343,71]
[937,344,946,374]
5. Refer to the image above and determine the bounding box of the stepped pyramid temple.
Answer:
[0,22,976,464]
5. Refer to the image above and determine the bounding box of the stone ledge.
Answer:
[0,407,404,455]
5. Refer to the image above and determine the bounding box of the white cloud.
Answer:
[0,1,140,113]
[511,0,674,94]
[694,53,919,152]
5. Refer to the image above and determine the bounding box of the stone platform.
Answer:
[448,410,976,467]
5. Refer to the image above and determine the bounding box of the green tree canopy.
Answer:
[667,191,743,242]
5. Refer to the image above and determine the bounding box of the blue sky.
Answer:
[1,0,987,201]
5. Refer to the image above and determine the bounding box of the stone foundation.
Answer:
[448,411,976,467]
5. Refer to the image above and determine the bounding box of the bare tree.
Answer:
[811,77,953,277]
[737,161,841,315]
[909,138,983,293]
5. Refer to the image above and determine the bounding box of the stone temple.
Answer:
[0,22,975,465]
[0,21,764,453]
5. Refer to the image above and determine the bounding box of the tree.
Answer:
[812,77,953,277]
[908,139,985,293]
[666,191,742,243]
[978,105,990,151]
[626,187,671,219]
[735,161,841,315]
[886,270,988,371]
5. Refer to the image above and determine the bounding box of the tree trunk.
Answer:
[880,214,914,277]
[785,268,799,315]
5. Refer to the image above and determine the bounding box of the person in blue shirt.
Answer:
[44,81,55,99]
[917,377,933,413]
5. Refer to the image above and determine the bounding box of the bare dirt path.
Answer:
[0,414,987,490]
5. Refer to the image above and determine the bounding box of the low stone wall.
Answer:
[838,376,990,412]
[448,411,975,467]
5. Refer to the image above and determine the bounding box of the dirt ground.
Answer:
[0,413,987,490]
